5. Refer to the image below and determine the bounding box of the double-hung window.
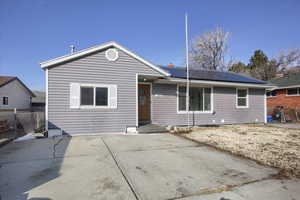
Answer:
[236,88,248,108]
[178,85,212,113]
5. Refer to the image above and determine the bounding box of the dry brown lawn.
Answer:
[182,124,300,178]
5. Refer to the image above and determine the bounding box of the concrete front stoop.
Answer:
[137,124,169,134]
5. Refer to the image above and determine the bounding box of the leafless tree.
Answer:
[275,49,300,71]
[189,27,230,71]
[265,49,300,79]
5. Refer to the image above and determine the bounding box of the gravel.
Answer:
[183,124,300,178]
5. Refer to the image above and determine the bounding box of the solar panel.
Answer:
[159,66,267,84]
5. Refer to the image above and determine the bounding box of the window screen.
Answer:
[237,89,248,107]
[80,87,94,105]
[96,87,108,106]
[190,87,203,111]
[204,88,211,111]
[178,86,187,111]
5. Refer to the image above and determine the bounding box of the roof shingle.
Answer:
[270,72,300,87]
[0,76,17,87]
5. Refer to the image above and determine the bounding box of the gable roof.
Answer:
[0,76,16,87]
[32,90,45,103]
[40,41,170,76]
[270,71,300,88]
[0,76,35,97]
[159,66,268,85]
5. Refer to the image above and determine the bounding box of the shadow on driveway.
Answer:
[0,135,136,200]
[0,136,71,200]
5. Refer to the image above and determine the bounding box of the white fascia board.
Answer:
[156,78,275,89]
[272,84,300,90]
[114,43,170,76]
[39,41,170,77]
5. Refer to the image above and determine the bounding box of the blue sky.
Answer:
[1,0,299,91]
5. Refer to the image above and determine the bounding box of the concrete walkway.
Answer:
[0,134,299,200]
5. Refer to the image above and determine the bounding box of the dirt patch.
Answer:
[181,124,300,178]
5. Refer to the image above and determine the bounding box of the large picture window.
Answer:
[236,88,248,108]
[178,86,212,112]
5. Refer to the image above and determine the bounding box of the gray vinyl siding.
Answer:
[48,48,162,135]
[151,83,265,126]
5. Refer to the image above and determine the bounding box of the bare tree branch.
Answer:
[189,27,230,71]
[276,49,300,70]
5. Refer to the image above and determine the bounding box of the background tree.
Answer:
[228,61,249,75]
[248,49,300,81]
[248,50,275,81]
[189,27,230,71]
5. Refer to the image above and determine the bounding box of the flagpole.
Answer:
[185,13,190,128]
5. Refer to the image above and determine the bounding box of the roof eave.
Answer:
[156,77,275,89]
[272,84,300,90]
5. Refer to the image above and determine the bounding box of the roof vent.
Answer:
[70,45,75,54]
[105,48,119,61]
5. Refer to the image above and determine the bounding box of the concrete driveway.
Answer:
[0,134,299,200]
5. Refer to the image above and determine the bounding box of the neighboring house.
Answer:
[32,91,46,111]
[275,65,300,78]
[40,41,272,135]
[0,76,35,110]
[267,72,300,113]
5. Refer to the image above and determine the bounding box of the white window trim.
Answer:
[176,84,213,114]
[286,88,300,96]
[79,83,116,109]
[138,82,153,122]
[236,88,249,108]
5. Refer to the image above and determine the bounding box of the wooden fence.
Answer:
[0,110,45,133]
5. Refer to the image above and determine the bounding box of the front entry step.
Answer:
[137,124,169,134]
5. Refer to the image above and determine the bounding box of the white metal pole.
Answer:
[14,108,17,133]
[185,13,190,128]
